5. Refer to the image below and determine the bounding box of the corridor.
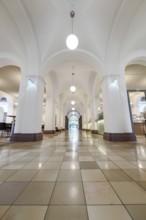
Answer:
[0,131,146,220]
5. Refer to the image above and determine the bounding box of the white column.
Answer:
[0,107,4,122]
[83,114,87,129]
[101,75,136,141]
[60,108,64,129]
[91,99,97,131]
[58,107,62,130]
[56,105,61,129]
[83,112,88,130]
[11,75,45,141]
[44,96,55,133]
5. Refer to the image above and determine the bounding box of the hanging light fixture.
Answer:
[70,67,76,93]
[66,11,79,50]
[71,100,75,105]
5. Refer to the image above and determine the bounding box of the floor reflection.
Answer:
[0,132,146,220]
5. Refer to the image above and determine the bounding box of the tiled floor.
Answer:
[0,131,146,219]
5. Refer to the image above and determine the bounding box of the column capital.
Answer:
[26,75,46,86]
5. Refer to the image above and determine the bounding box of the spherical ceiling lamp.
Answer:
[66,11,79,50]
[71,100,75,105]
[66,34,78,50]
[69,71,76,93]
[70,85,76,92]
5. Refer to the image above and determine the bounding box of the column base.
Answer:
[43,130,55,134]
[10,132,43,142]
[103,132,137,142]
[82,129,90,132]
[91,130,98,134]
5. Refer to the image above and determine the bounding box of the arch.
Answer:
[0,51,25,70]
[67,110,80,119]
[41,49,103,78]
[0,94,13,123]
[120,49,146,75]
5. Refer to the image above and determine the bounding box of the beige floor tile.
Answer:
[55,149,66,153]
[50,182,85,205]
[0,182,28,204]
[81,169,107,181]
[78,152,91,156]
[87,205,132,220]
[97,161,119,169]
[23,162,45,169]
[45,206,88,220]
[131,161,146,169]
[52,152,65,156]
[80,161,99,169]
[0,170,17,181]
[108,156,127,161]
[92,156,110,161]
[83,182,121,204]
[32,170,59,181]
[102,170,132,181]
[79,156,94,161]
[42,162,62,169]
[125,205,146,220]
[123,169,146,181]
[7,170,37,181]
[114,161,138,169]
[15,182,55,205]
[63,156,78,161]
[0,206,10,218]
[48,156,64,161]
[1,206,47,220]
[136,181,146,190]
[111,181,146,204]
[2,162,27,169]
[57,170,82,181]
[1,131,146,220]
[13,156,36,162]
[32,156,49,162]
[61,162,80,169]
[65,152,78,156]
[78,147,89,152]
[0,162,8,168]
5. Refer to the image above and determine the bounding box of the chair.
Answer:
[0,122,6,137]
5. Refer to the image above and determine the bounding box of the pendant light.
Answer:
[66,11,79,50]
[70,67,76,93]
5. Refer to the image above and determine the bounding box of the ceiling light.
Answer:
[70,85,76,92]
[71,100,75,105]
[69,71,76,93]
[66,11,79,50]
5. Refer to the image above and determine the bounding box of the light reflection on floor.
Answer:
[0,131,146,219]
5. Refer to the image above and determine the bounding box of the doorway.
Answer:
[69,115,79,130]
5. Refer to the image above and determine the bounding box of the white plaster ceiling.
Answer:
[0,0,146,115]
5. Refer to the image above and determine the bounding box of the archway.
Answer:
[69,115,79,130]
[125,63,146,136]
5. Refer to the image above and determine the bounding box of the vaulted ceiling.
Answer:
[0,0,146,115]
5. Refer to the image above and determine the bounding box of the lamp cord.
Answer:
[72,17,73,34]
[70,11,75,34]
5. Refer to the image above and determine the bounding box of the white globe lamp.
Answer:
[66,34,79,50]
[70,85,76,92]
[66,11,79,50]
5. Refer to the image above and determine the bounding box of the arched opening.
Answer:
[125,63,146,135]
[67,111,81,131]
[69,115,79,130]
[0,97,8,122]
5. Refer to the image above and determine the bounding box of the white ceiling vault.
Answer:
[0,0,146,116]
